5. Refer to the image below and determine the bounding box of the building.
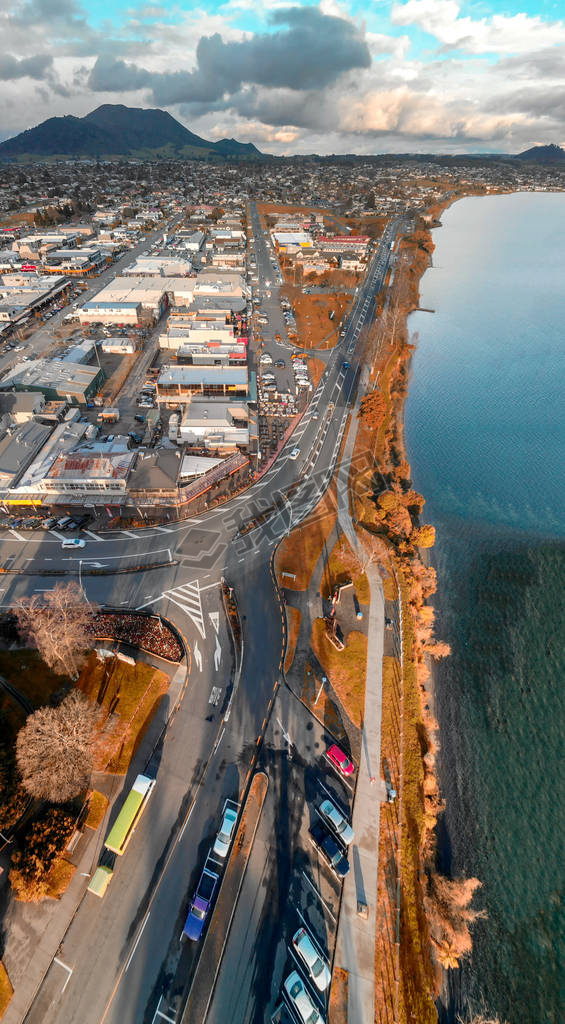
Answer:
[40,444,136,499]
[156,366,248,404]
[122,256,192,278]
[101,338,137,354]
[0,420,53,487]
[0,274,68,324]
[0,359,104,404]
[15,419,89,492]
[0,392,45,423]
[80,277,169,325]
[159,321,237,351]
[178,400,249,449]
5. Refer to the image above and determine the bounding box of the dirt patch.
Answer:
[308,355,325,388]
[77,653,169,774]
[284,606,301,673]
[275,487,337,591]
[310,620,367,729]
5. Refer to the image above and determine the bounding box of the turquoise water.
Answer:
[404,193,565,1024]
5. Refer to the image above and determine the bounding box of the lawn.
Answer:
[0,650,70,708]
[320,534,370,605]
[284,606,301,673]
[276,486,337,591]
[77,653,169,774]
[0,962,13,1019]
[310,619,367,729]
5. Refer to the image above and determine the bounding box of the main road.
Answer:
[2,217,400,1024]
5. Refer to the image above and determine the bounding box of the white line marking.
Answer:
[301,872,337,922]
[152,525,170,533]
[178,802,196,843]
[83,529,102,542]
[49,529,66,541]
[8,529,24,541]
[213,727,225,756]
[53,957,73,993]
[125,912,150,972]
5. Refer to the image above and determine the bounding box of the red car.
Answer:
[326,744,355,777]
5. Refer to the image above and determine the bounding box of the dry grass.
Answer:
[310,619,367,729]
[329,966,349,1023]
[276,486,337,591]
[85,790,109,830]
[0,650,70,708]
[77,653,169,774]
[0,962,13,1019]
[308,355,326,388]
[321,534,370,605]
[292,292,350,350]
[301,663,348,743]
[382,573,398,601]
[284,606,302,673]
[45,859,76,900]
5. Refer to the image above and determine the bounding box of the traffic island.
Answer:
[180,771,268,1024]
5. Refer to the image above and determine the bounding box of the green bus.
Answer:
[87,865,114,898]
[104,774,156,856]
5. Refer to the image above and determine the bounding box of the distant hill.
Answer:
[0,104,264,162]
[516,144,565,164]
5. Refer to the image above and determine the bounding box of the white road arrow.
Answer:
[194,642,203,672]
[213,635,222,672]
[209,611,220,633]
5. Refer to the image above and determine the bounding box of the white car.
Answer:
[319,799,354,845]
[283,971,324,1024]
[289,448,300,461]
[292,928,331,991]
[62,538,86,549]
[213,805,238,857]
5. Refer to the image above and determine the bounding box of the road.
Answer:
[2,215,401,1024]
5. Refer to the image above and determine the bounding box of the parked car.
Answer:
[283,971,325,1024]
[309,823,349,879]
[292,928,331,992]
[182,865,220,941]
[213,803,238,858]
[326,744,355,777]
[318,799,354,846]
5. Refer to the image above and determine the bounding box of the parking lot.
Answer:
[205,684,356,1024]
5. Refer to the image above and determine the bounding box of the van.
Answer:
[56,516,72,529]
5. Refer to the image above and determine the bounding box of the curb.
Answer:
[0,560,177,577]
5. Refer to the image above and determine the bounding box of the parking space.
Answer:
[206,685,357,1024]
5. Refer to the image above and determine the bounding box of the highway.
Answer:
[2,215,400,1024]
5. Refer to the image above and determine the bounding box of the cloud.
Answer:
[0,53,53,80]
[391,0,565,55]
[88,4,372,104]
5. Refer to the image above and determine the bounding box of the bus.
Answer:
[104,774,156,856]
[87,865,114,898]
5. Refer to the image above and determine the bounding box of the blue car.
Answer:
[183,865,219,941]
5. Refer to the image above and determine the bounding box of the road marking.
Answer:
[213,634,222,671]
[83,529,102,542]
[49,529,66,541]
[178,801,196,843]
[163,580,206,638]
[121,530,138,538]
[8,529,24,541]
[53,957,73,994]
[301,872,337,922]
[152,997,176,1024]
[151,525,170,533]
[124,912,150,972]
[209,610,220,632]
[213,727,225,756]
[194,641,203,672]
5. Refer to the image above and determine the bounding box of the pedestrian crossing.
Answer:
[162,580,206,639]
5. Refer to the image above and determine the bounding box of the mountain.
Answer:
[0,104,263,161]
[516,143,565,163]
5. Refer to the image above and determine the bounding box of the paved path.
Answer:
[334,402,386,1024]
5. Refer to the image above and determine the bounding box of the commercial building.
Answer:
[159,321,237,350]
[156,366,248,404]
[122,256,192,278]
[0,359,104,404]
[0,392,45,423]
[101,338,137,354]
[0,420,53,487]
[0,274,68,324]
[40,443,136,499]
[178,400,249,449]
[80,277,169,324]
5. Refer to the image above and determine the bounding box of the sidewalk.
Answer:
[333,404,386,1024]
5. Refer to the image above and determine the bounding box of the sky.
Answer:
[1,0,565,155]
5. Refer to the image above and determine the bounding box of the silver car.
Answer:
[292,927,331,991]
[319,799,354,845]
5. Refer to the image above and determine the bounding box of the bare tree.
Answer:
[16,690,104,802]
[14,581,97,678]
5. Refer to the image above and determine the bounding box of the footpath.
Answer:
[333,400,386,1024]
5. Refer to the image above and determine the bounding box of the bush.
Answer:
[10,807,76,902]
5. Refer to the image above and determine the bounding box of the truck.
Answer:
[183,860,220,941]
[97,408,120,423]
